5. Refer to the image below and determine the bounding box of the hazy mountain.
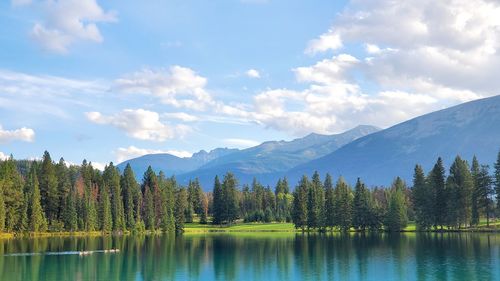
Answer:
[176,125,380,188]
[288,95,500,187]
[116,148,238,179]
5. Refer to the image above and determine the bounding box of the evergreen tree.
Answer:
[175,188,188,232]
[471,157,493,226]
[495,150,500,216]
[104,163,125,231]
[0,185,5,232]
[292,175,309,230]
[446,156,473,228]
[99,186,113,232]
[212,176,223,224]
[429,157,445,229]
[222,172,239,224]
[161,175,176,232]
[384,177,408,232]
[324,173,335,230]
[412,165,433,229]
[27,166,48,232]
[143,185,155,231]
[63,186,78,231]
[56,158,71,223]
[121,164,139,229]
[307,171,324,229]
[471,156,481,226]
[352,178,373,231]
[39,151,59,223]
[333,177,353,231]
[0,157,24,231]
[200,193,209,224]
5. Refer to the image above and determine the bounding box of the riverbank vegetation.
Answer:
[0,151,499,235]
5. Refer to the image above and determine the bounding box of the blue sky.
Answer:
[1,0,499,168]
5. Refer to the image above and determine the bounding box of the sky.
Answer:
[1,0,500,169]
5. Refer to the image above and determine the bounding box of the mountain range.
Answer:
[118,95,500,189]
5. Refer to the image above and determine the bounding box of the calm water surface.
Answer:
[0,233,499,281]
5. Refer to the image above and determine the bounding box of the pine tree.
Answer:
[292,175,309,230]
[307,171,324,229]
[0,157,24,231]
[143,185,155,231]
[333,177,353,231]
[104,163,125,231]
[161,176,176,232]
[64,186,78,231]
[429,157,445,229]
[222,172,238,224]
[27,166,48,232]
[412,165,432,229]
[55,158,71,223]
[471,156,481,226]
[352,178,373,231]
[212,176,223,224]
[200,193,209,224]
[175,188,188,232]
[121,164,139,230]
[495,150,500,216]
[99,186,113,232]
[324,173,335,230]
[384,177,408,232]
[0,185,5,232]
[446,156,473,228]
[39,151,59,224]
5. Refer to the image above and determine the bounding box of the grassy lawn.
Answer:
[184,222,296,233]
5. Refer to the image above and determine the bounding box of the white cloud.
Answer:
[115,146,192,163]
[86,109,191,142]
[0,124,35,143]
[115,66,214,111]
[90,161,106,171]
[294,54,359,85]
[223,138,260,148]
[0,152,9,160]
[305,30,342,55]
[162,112,199,122]
[245,69,261,79]
[25,0,117,53]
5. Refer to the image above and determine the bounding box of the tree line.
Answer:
[0,151,499,233]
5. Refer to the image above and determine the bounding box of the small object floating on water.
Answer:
[4,249,120,257]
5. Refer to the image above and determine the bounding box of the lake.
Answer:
[0,233,498,281]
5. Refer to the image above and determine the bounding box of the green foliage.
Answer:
[428,157,446,229]
[292,176,309,230]
[27,166,48,232]
[324,173,335,229]
[99,186,113,232]
[104,163,125,231]
[333,177,352,231]
[495,151,500,216]
[175,188,188,232]
[384,177,408,232]
[412,165,433,229]
[446,156,473,228]
[307,171,324,229]
[39,151,59,223]
[352,178,376,230]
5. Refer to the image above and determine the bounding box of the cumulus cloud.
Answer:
[0,124,35,143]
[245,69,261,79]
[238,0,500,135]
[115,146,192,163]
[115,66,214,111]
[0,152,9,160]
[24,0,117,53]
[86,109,191,142]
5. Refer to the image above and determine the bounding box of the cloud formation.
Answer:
[115,66,214,111]
[115,146,192,163]
[245,69,261,79]
[23,0,117,53]
[85,109,190,142]
[0,124,35,143]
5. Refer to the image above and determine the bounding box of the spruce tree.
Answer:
[471,156,481,226]
[333,177,353,231]
[307,171,324,230]
[324,173,335,230]
[175,188,188,232]
[495,150,500,216]
[412,165,432,229]
[0,185,5,232]
[292,175,309,230]
[212,176,223,224]
[64,186,78,231]
[352,178,372,231]
[99,186,113,232]
[143,185,155,231]
[429,157,445,229]
[222,172,238,224]
[384,177,408,232]
[39,151,59,224]
[56,158,71,223]
[121,164,138,229]
[0,157,25,231]
[200,193,209,224]
[446,156,473,228]
[27,166,48,232]
[104,163,125,231]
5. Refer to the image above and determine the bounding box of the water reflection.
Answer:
[0,233,498,281]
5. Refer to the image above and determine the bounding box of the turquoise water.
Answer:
[0,233,499,280]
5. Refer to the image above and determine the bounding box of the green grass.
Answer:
[184,222,296,233]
